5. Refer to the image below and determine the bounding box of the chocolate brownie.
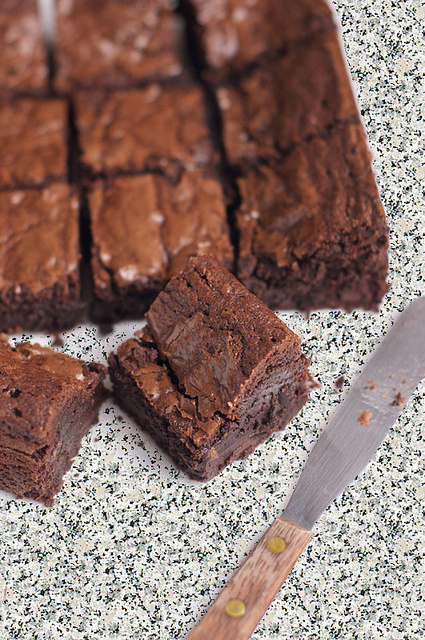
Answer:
[55,0,184,92]
[0,98,68,190]
[0,185,86,332]
[88,172,233,323]
[0,337,105,506]
[236,124,389,312]
[183,0,335,79]
[0,0,47,95]
[217,31,359,167]
[109,254,315,480]
[75,85,214,181]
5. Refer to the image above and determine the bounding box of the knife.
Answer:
[185,297,425,640]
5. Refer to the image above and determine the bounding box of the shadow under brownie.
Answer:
[109,254,315,480]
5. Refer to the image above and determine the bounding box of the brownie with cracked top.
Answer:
[75,85,214,181]
[0,185,86,332]
[0,0,47,95]
[184,0,335,79]
[109,254,315,480]
[236,124,389,312]
[0,98,68,190]
[55,0,184,92]
[0,337,105,506]
[216,31,359,167]
[88,172,233,323]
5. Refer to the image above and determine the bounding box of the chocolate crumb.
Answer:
[334,375,345,390]
[365,381,376,390]
[98,322,113,336]
[358,410,372,426]
[391,392,405,407]
[117,415,124,422]
[52,333,64,347]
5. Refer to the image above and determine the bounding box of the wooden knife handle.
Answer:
[185,518,312,640]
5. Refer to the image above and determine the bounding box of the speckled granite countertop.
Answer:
[1,1,424,639]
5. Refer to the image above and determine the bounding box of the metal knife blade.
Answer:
[283,297,425,530]
[186,298,425,640]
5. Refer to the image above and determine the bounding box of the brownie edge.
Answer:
[109,255,316,480]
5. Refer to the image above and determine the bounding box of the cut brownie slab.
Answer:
[0,97,68,190]
[88,172,233,323]
[183,0,335,79]
[217,31,359,167]
[109,254,315,480]
[236,124,389,312]
[55,0,184,92]
[75,85,214,181]
[0,337,105,506]
[0,0,47,95]
[0,185,86,332]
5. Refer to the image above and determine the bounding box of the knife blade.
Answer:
[186,297,425,640]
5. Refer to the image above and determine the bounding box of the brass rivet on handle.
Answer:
[267,536,286,553]
[225,598,246,618]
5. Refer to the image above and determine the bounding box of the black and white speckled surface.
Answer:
[1,1,424,638]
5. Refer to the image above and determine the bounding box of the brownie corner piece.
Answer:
[109,254,315,480]
[185,0,335,78]
[0,337,106,506]
[236,123,389,312]
[217,29,359,167]
[0,0,47,95]
[88,172,233,323]
[0,184,86,333]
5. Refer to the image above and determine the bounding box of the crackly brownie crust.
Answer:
[183,0,335,79]
[74,85,214,181]
[0,338,106,506]
[0,185,86,332]
[0,0,47,95]
[89,172,233,323]
[217,30,359,167]
[110,255,314,480]
[236,124,389,311]
[55,0,185,92]
[0,98,68,190]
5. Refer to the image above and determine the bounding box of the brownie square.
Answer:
[217,31,359,167]
[75,85,214,181]
[55,0,184,92]
[0,0,47,95]
[0,185,86,332]
[109,254,315,480]
[0,337,105,506]
[88,172,233,323]
[184,0,335,79]
[0,98,68,190]
[236,123,389,312]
